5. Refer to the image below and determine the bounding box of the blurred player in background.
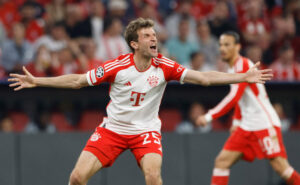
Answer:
[196,31,300,185]
[8,19,272,185]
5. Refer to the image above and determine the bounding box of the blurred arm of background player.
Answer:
[184,62,272,86]
[8,66,88,91]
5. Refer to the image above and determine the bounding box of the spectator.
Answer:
[1,23,34,74]
[26,45,52,77]
[176,102,212,134]
[196,20,219,69]
[107,0,129,26]
[189,52,212,72]
[21,0,45,19]
[0,21,7,47]
[25,109,56,133]
[81,39,103,70]
[208,1,238,38]
[63,4,84,38]
[165,0,197,42]
[238,0,270,46]
[19,2,45,42]
[0,116,13,133]
[76,0,105,43]
[34,21,68,52]
[45,0,67,25]
[245,45,263,66]
[140,3,168,43]
[270,44,300,81]
[165,16,199,66]
[95,17,129,61]
[190,0,215,20]
[0,0,19,32]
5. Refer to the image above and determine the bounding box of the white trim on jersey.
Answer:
[90,69,97,83]
[106,59,131,72]
[86,71,93,86]
[180,69,188,84]
[104,55,131,70]
[208,84,239,115]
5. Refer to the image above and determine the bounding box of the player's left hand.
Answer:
[245,62,273,83]
[195,115,207,127]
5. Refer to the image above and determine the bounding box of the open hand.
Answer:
[8,66,36,91]
[245,62,273,83]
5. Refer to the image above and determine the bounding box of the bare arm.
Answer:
[183,62,273,86]
[8,66,89,91]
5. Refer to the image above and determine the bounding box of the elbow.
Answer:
[200,79,210,86]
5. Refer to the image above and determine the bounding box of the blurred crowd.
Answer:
[0,0,299,81]
[1,0,300,134]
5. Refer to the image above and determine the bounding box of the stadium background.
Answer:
[0,0,300,184]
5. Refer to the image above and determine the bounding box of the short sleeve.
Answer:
[86,62,115,86]
[159,56,188,83]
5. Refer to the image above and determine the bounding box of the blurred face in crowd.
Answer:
[189,103,205,123]
[51,26,67,40]
[247,0,262,19]
[178,19,189,41]
[132,27,158,58]
[110,19,123,36]
[191,53,205,71]
[21,5,36,20]
[90,0,104,17]
[219,35,240,63]
[280,48,294,64]
[59,48,74,64]
[83,40,97,59]
[197,21,210,39]
[13,23,25,41]
[246,46,262,63]
[213,2,229,20]
[178,1,192,16]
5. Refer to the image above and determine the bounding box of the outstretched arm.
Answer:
[183,62,272,86]
[8,66,89,91]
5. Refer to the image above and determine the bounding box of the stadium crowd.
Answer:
[1,0,300,133]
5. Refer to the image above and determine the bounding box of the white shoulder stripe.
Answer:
[91,69,97,83]
[106,58,130,71]
[104,55,130,68]
[162,56,175,64]
[106,62,131,72]
[159,61,174,67]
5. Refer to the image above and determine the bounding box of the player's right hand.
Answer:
[195,115,208,127]
[8,66,36,91]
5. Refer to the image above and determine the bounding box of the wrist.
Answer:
[204,114,212,122]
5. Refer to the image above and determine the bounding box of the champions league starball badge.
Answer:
[96,66,104,78]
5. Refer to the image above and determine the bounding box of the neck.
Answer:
[228,53,240,67]
[133,52,152,71]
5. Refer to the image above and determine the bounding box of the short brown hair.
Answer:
[124,18,154,51]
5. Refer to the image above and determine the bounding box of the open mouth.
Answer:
[150,46,156,49]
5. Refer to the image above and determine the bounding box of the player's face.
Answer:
[219,35,240,62]
[135,27,158,57]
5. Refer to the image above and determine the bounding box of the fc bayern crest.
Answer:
[96,66,104,78]
[147,75,159,87]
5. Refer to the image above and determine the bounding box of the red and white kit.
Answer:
[84,53,187,166]
[204,56,287,161]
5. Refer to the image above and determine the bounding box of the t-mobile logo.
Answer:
[130,91,146,106]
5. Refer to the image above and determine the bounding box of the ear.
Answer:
[130,41,138,50]
[236,43,241,52]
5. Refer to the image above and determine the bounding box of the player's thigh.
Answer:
[140,153,162,176]
[269,156,290,175]
[215,149,243,168]
[71,150,103,181]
